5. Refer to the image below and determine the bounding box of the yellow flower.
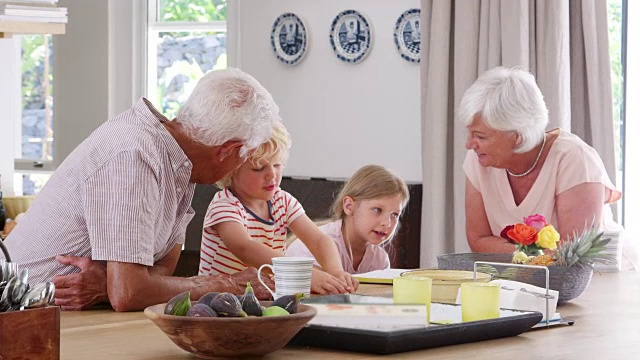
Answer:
[536,225,560,250]
[512,251,529,264]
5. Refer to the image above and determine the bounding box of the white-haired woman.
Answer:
[461,66,624,256]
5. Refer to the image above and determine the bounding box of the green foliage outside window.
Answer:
[607,0,623,171]
[155,1,228,119]
[160,0,227,22]
[21,35,53,110]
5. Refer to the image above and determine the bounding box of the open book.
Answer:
[353,268,410,284]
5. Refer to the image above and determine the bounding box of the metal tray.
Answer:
[289,294,542,355]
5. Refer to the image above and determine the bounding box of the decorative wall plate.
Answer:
[394,9,421,63]
[329,9,372,64]
[270,12,308,66]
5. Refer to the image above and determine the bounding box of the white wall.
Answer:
[52,0,142,167]
[53,0,109,168]
[0,38,21,195]
[230,0,422,182]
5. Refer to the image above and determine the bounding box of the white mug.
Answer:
[258,257,314,300]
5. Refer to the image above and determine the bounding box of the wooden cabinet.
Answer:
[0,21,65,38]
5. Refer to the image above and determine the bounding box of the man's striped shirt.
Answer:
[3,98,195,284]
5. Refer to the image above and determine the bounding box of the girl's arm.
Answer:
[213,221,283,268]
[216,219,354,294]
[289,214,359,292]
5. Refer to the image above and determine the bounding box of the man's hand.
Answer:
[225,268,274,300]
[52,255,109,310]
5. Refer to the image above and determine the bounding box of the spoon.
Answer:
[20,282,55,309]
[0,275,17,308]
[0,261,18,282]
[10,268,29,306]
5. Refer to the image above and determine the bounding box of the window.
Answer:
[13,35,54,195]
[608,0,624,218]
[623,0,640,235]
[609,0,639,239]
[147,0,227,119]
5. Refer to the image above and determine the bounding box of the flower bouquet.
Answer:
[501,214,559,265]
[500,214,615,269]
[437,215,615,303]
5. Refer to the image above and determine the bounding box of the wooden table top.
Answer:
[60,270,640,359]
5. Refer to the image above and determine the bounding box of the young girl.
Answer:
[287,165,409,274]
[199,123,356,294]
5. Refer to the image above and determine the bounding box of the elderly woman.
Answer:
[461,66,623,255]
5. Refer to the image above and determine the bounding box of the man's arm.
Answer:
[53,249,274,311]
[109,261,274,312]
[149,244,182,276]
[107,261,232,312]
[53,244,182,310]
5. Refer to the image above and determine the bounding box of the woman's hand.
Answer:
[310,268,351,295]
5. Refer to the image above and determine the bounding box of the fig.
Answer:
[186,303,218,317]
[272,293,305,314]
[164,291,191,316]
[210,292,247,317]
[197,292,219,306]
[240,282,263,317]
[262,305,289,317]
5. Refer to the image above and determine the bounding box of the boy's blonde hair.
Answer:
[331,165,409,220]
[216,122,291,188]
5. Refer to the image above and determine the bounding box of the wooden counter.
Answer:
[60,271,640,359]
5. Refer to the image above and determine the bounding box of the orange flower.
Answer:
[506,224,538,246]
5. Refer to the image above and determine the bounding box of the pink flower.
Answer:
[523,214,547,231]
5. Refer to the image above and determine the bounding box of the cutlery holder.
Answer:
[0,306,60,360]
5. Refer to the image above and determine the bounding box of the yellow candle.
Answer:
[393,276,432,324]
[461,282,501,322]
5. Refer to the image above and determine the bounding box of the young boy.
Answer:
[199,123,357,295]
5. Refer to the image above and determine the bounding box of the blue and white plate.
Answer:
[270,13,308,66]
[394,9,421,63]
[329,10,372,64]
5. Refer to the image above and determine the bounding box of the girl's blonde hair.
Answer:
[284,165,409,250]
[216,122,291,188]
[331,165,409,220]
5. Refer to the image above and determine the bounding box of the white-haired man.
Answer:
[3,68,280,311]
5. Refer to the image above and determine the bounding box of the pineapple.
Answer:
[528,254,555,266]
[554,221,616,268]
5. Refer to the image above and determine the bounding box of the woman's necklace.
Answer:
[506,135,546,178]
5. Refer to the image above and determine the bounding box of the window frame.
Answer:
[146,0,227,114]
[13,34,56,174]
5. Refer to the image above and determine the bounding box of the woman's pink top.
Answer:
[286,219,391,274]
[463,129,622,235]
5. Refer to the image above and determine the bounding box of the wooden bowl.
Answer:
[144,301,317,358]
[401,269,492,304]
[437,253,593,304]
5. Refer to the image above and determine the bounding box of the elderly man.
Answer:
[2,68,280,311]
